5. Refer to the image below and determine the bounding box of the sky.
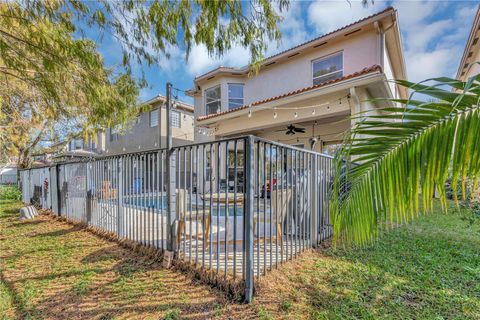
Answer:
[96,0,479,104]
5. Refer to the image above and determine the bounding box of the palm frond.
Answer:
[331,74,480,246]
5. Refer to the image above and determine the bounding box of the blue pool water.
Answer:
[124,197,243,216]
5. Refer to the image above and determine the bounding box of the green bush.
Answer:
[0,185,22,201]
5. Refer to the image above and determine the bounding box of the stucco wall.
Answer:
[193,28,380,119]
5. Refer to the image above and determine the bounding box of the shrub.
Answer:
[0,185,22,201]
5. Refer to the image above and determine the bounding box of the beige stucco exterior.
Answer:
[187,7,406,157]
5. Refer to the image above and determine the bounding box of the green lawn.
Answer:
[1,199,479,319]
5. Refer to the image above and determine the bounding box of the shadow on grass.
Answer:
[1,205,232,319]
[33,225,83,238]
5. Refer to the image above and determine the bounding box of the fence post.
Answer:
[118,157,124,237]
[166,150,177,252]
[311,155,319,247]
[56,165,62,216]
[244,135,255,302]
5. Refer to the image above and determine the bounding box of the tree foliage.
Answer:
[14,0,289,73]
[1,0,288,167]
[331,74,480,246]
[0,2,140,167]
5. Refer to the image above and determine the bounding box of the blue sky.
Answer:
[96,0,479,105]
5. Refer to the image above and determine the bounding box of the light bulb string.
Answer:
[245,94,350,118]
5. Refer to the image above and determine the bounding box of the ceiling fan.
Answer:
[283,124,305,135]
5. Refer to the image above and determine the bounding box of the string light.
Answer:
[242,95,349,119]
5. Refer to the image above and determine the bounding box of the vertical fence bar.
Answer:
[224,140,229,279]
[311,155,318,247]
[118,157,124,238]
[244,136,255,303]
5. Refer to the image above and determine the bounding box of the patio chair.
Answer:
[177,189,211,247]
[253,188,292,243]
[99,181,117,199]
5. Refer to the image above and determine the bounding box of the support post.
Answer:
[311,155,319,247]
[244,135,255,302]
[166,82,177,252]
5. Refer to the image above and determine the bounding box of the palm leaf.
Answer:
[330,75,480,246]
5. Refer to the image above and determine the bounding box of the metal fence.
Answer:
[19,135,333,301]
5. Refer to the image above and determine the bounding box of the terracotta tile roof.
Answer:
[197,65,383,121]
[194,7,394,82]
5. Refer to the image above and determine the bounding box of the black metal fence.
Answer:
[19,135,333,301]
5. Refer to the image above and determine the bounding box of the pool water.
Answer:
[124,197,243,216]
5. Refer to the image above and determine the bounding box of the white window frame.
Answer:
[227,83,244,110]
[312,51,343,85]
[171,110,181,128]
[205,85,221,115]
[150,109,159,127]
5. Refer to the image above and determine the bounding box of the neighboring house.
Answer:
[187,7,407,155]
[52,94,195,159]
[101,94,194,155]
[67,138,99,153]
[0,165,17,184]
[457,5,480,81]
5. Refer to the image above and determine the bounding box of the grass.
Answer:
[1,199,479,319]
[255,203,480,319]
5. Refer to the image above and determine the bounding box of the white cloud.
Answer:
[405,47,458,81]
[393,0,443,28]
[158,44,185,72]
[266,1,308,55]
[392,0,476,82]
[308,0,383,34]
[185,1,309,76]
[406,19,453,52]
[185,44,250,76]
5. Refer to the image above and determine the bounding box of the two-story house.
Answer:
[187,7,407,155]
[457,5,480,81]
[54,94,195,160]
[102,94,194,155]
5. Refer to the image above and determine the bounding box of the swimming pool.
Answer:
[123,196,244,216]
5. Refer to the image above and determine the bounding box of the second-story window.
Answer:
[171,110,181,128]
[150,109,159,127]
[205,85,221,115]
[228,83,244,110]
[312,52,343,85]
[109,128,118,142]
